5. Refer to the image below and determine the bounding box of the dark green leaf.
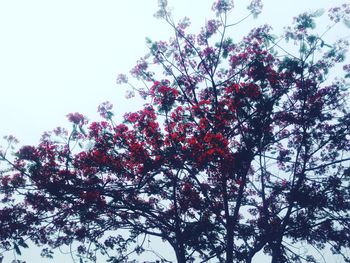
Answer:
[18,239,28,248]
[79,126,86,136]
[13,243,21,256]
[344,168,350,177]
[312,9,325,17]
[343,19,350,28]
[300,42,307,54]
[145,37,152,44]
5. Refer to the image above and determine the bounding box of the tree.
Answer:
[1,0,350,262]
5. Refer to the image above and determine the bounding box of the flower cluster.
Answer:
[66,112,86,125]
[247,0,263,17]
[116,74,128,84]
[212,0,234,16]
[328,3,350,23]
[97,101,114,119]
[150,80,179,112]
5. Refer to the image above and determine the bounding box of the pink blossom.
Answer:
[97,101,114,119]
[212,0,234,16]
[116,74,128,84]
[247,0,263,17]
[67,112,85,125]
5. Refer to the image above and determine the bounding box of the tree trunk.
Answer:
[270,244,284,263]
[226,217,234,263]
[174,244,187,263]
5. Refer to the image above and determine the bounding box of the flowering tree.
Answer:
[1,0,350,262]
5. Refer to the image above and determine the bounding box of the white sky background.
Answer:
[0,0,349,262]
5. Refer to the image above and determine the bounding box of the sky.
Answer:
[0,0,349,262]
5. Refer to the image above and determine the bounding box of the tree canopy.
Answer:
[1,0,350,262]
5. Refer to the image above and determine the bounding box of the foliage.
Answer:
[1,0,350,262]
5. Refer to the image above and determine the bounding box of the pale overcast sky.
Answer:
[0,0,349,262]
